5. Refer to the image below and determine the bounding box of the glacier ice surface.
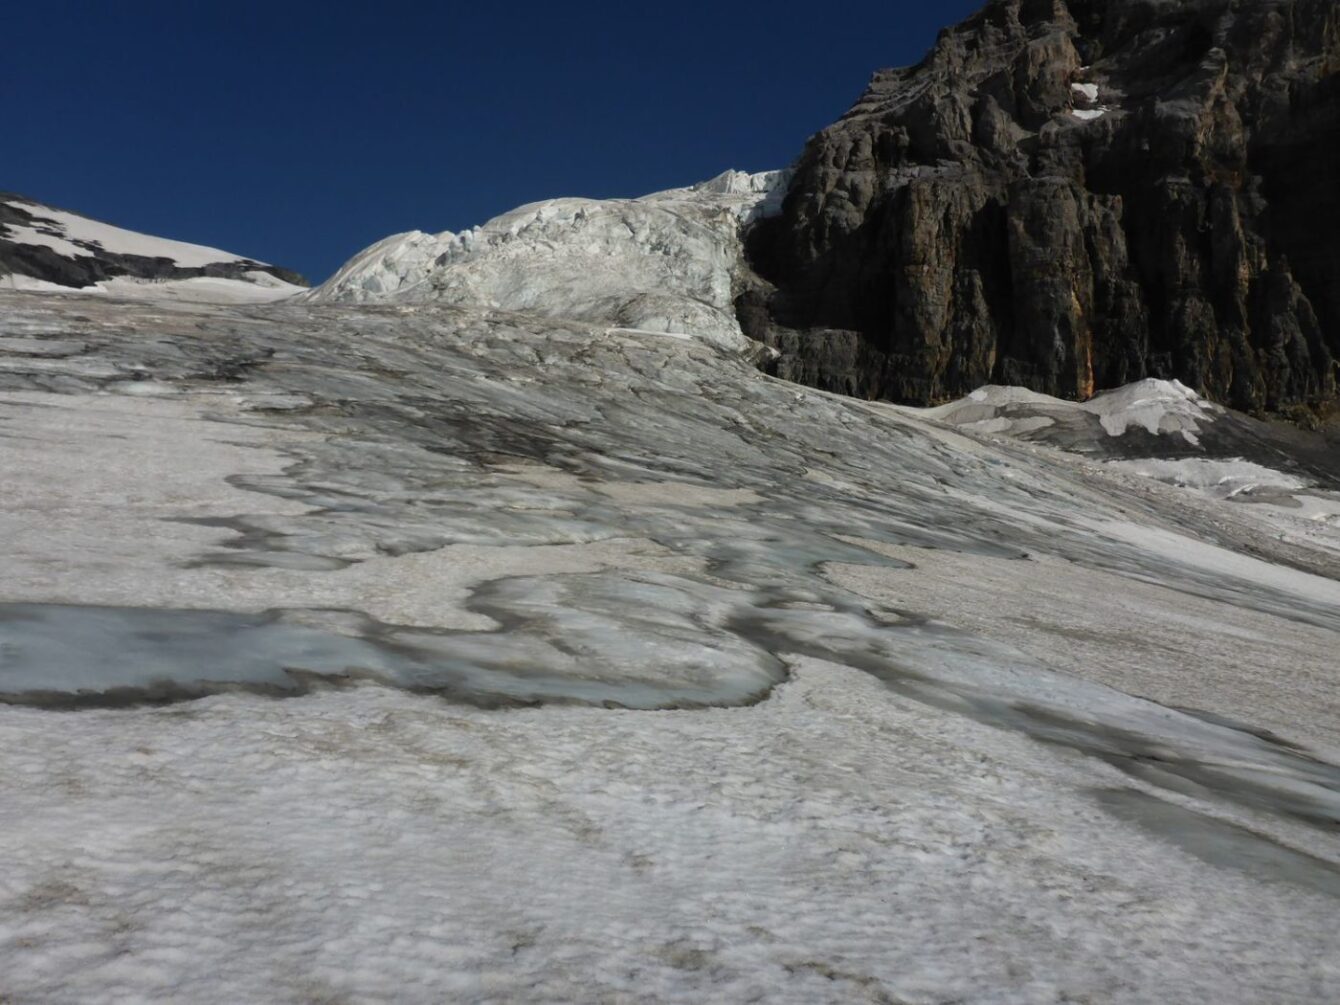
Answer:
[2,272,1340,1001]
[305,169,791,351]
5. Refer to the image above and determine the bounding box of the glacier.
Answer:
[304,169,790,351]
[1,282,1339,1002]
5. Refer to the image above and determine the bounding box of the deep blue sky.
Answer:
[7,1,980,283]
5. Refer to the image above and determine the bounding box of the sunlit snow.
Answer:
[4,271,304,303]
[2,198,250,267]
[1071,81,1100,103]
[304,169,791,351]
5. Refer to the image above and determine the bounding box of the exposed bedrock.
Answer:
[741,0,1340,417]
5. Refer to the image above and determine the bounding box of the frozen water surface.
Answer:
[0,575,784,710]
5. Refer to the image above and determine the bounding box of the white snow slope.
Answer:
[2,269,304,303]
[1,291,1340,1003]
[1,196,306,303]
[304,169,790,350]
[1,197,248,266]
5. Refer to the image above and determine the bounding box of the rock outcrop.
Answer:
[741,0,1340,417]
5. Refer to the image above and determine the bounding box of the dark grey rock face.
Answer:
[0,194,307,289]
[741,0,1340,416]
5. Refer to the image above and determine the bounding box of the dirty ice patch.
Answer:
[94,274,303,303]
[1106,457,1310,498]
[1108,457,1340,558]
[1083,517,1340,614]
[922,384,1065,428]
[1083,379,1215,444]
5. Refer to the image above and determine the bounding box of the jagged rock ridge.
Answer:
[741,0,1340,417]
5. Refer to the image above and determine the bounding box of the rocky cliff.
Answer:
[741,0,1340,418]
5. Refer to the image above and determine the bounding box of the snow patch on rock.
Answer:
[1086,378,1216,444]
[929,379,1218,447]
[2,198,250,268]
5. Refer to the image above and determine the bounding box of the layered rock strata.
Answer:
[742,0,1340,416]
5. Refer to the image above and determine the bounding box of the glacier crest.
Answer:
[305,169,791,351]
